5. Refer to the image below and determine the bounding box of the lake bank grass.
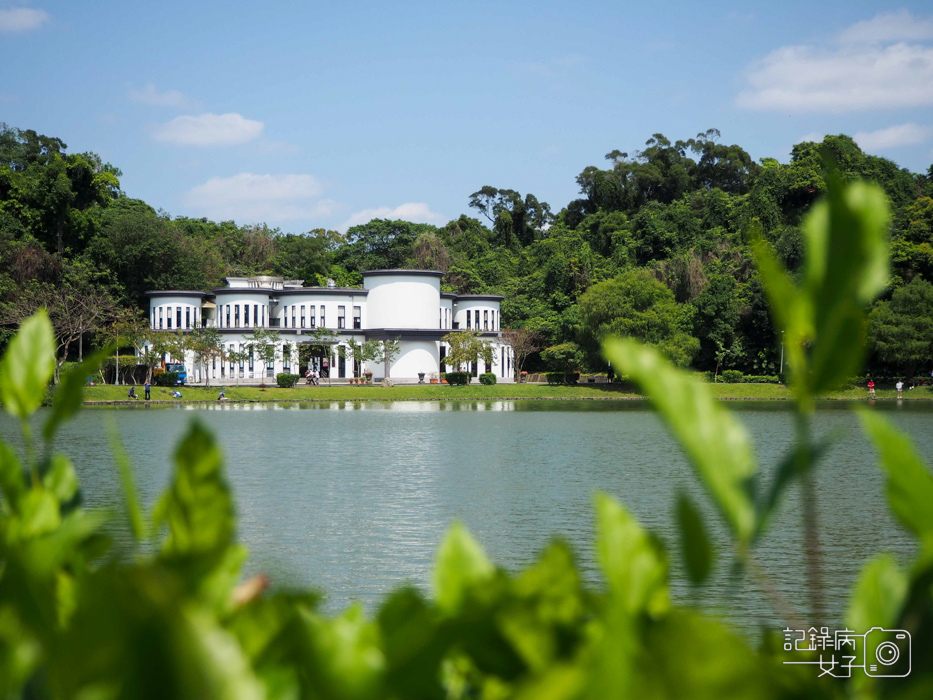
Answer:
[81,382,933,404]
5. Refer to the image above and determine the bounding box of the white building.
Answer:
[146,270,514,384]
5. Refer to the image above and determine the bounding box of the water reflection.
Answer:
[3,400,930,636]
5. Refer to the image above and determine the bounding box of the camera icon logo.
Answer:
[863,628,911,678]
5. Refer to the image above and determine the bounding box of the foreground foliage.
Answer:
[1,174,933,697]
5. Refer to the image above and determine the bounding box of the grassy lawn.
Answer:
[80,381,933,404]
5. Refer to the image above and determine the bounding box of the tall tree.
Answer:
[869,277,933,376]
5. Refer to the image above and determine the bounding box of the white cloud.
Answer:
[737,12,933,113]
[853,123,931,151]
[838,10,933,44]
[0,8,49,32]
[340,203,446,232]
[182,173,334,223]
[153,113,263,146]
[128,83,195,109]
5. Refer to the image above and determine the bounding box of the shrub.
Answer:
[546,372,564,385]
[153,371,180,386]
[479,372,497,385]
[720,369,744,383]
[276,373,299,388]
[743,374,780,383]
[444,371,471,385]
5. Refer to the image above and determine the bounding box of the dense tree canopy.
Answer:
[2,121,931,378]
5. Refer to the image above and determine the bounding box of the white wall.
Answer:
[453,299,501,332]
[214,292,272,329]
[370,340,439,379]
[276,294,365,330]
[150,295,203,330]
[365,274,441,328]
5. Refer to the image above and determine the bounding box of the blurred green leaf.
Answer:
[751,238,809,390]
[753,175,890,401]
[755,438,832,541]
[595,492,668,616]
[676,492,714,585]
[109,426,146,542]
[580,602,638,700]
[153,421,235,557]
[0,310,55,420]
[49,565,264,700]
[293,604,385,700]
[846,554,908,633]
[13,490,61,541]
[44,345,113,441]
[377,587,446,700]
[0,441,26,512]
[633,610,772,699]
[0,604,41,698]
[604,339,757,542]
[433,521,495,615]
[41,454,79,507]
[858,409,933,551]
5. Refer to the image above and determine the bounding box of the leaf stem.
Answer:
[796,409,825,621]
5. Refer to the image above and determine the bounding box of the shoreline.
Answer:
[79,382,933,405]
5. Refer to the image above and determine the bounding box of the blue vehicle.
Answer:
[159,362,187,385]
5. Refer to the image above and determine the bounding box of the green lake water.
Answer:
[3,399,930,634]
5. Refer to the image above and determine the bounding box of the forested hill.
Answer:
[2,123,932,377]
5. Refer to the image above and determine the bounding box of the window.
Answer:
[177,308,182,328]
[262,306,265,326]
[338,305,345,329]
[320,308,325,328]
[167,307,172,329]
[225,305,230,327]
[466,312,471,329]
[291,306,296,328]
[159,308,164,329]
[283,344,291,370]
[248,347,254,373]
[310,305,316,327]
[234,305,240,328]
[301,305,306,328]
[254,305,259,327]
[353,306,361,329]
[475,310,480,330]
[484,310,488,331]
[244,305,250,327]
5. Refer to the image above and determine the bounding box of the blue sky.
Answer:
[2,1,932,234]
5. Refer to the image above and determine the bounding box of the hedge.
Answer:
[153,372,181,386]
[479,373,497,385]
[444,371,471,386]
[276,373,300,388]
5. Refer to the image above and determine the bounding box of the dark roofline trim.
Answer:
[361,269,445,278]
[440,292,457,300]
[454,294,505,302]
[146,290,210,298]
[275,288,369,297]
